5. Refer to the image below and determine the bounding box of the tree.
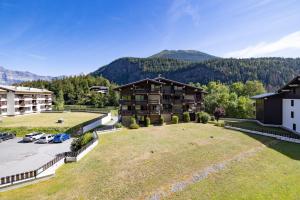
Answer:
[55,89,65,111]
[214,107,225,122]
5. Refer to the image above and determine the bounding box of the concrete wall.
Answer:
[282,99,300,133]
[6,91,15,116]
[82,113,112,133]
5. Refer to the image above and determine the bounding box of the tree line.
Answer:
[16,75,119,110]
[191,80,265,119]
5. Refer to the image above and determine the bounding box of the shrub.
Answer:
[200,112,210,124]
[129,123,140,129]
[159,116,164,125]
[145,117,151,127]
[210,116,215,121]
[172,115,179,124]
[115,123,122,128]
[214,107,225,122]
[183,112,190,122]
[130,116,137,124]
[71,132,94,152]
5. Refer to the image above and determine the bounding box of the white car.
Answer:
[37,134,54,144]
[23,132,45,142]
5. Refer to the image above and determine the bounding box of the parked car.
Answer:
[0,132,15,142]
[37,134,54,144]
[53,133,70,143]
[23,132,45,142]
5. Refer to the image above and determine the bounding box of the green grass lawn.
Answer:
[0,112,101,128]
[1,123,300,199]
[0,112,102,136]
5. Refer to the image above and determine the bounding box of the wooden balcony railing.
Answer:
[148,99,160,104]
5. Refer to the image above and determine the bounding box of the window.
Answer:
[122,95,131,100]
[135,95,145,101]
[293,88,296,94]
[291,111,294,118]
[293,123,297,131]
[291,100,294,107]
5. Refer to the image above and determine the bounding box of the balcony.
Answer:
[134,100,148,105]
[136,110,149,115]
[149,110,160,115]
[121,110,133,115]
[119,99,133,105]
[148,99,160,104]
[182,99,195,104]
[134,89,149,94]
[149,88,161,94]
[162,109,172,114]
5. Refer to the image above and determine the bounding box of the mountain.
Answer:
[149,50,217,62]
[91,52,300,91]
[0,66,53,85]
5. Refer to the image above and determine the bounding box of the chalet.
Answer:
[114,76,206,125]
[252,76,300,133]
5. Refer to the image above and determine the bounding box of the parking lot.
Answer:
[0,137,72,177]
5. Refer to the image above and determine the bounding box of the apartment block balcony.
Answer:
[162,89,172,94]
[134,88,149,94]
[148,99,160,104]
[120,110,133,115]
[136,110,149,115]
[149,110,160,115]
[134,100,148,105]
[182,99,195,104]
[119,99,133,105]
[0,98,7,101]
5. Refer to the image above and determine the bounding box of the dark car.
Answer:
[53,133,70,143]
[0,133,15,142]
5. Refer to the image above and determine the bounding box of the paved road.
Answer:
[0,138,72,177]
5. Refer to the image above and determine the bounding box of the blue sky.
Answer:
[0,0,299,76]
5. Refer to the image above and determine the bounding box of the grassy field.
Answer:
[1,123,300,199]
[0,112,101,128]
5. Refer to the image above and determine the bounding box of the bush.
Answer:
[130,116,136,124]
[172,115,179,124]
[183,112,190,122]
[129,123,140,129]
[200,112,210,124]
[71,132,94,152]
[196,112,201,123]
[145,117,151,127]
[115,123,122,128]
[159,116,164,125]
[210,116,215,121]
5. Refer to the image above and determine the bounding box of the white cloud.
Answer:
[225,30,300,58]
[168,0,201,26]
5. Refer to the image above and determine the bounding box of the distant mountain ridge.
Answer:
[91,50,300,91]
[0,66,53,85]
[149,50,218,62]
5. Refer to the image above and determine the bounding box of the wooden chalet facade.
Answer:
[114,77,206,125]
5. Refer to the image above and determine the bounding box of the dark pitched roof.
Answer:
[278,75,300,92]
[113,78,164,90]
[154,76,207,93]
[251,92,279,99]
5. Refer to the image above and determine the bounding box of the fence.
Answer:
[82,113,112,133]
[225,121,300,142]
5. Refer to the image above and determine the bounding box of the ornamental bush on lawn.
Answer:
[129,123,140,129]
[115,123,122,128]
[130,116,137,124]
[183,112,190,122]
[200,112,210,124]
[159,116,164,125]
[210,116,215,121]
[145,117,151,127]
[172,115,179,124]
[214,107,225,122]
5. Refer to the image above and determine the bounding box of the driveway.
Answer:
[0,137,72,177]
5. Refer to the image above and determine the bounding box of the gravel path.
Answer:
[147,140,279,200]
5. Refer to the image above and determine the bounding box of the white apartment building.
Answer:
[0,85,52,116]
